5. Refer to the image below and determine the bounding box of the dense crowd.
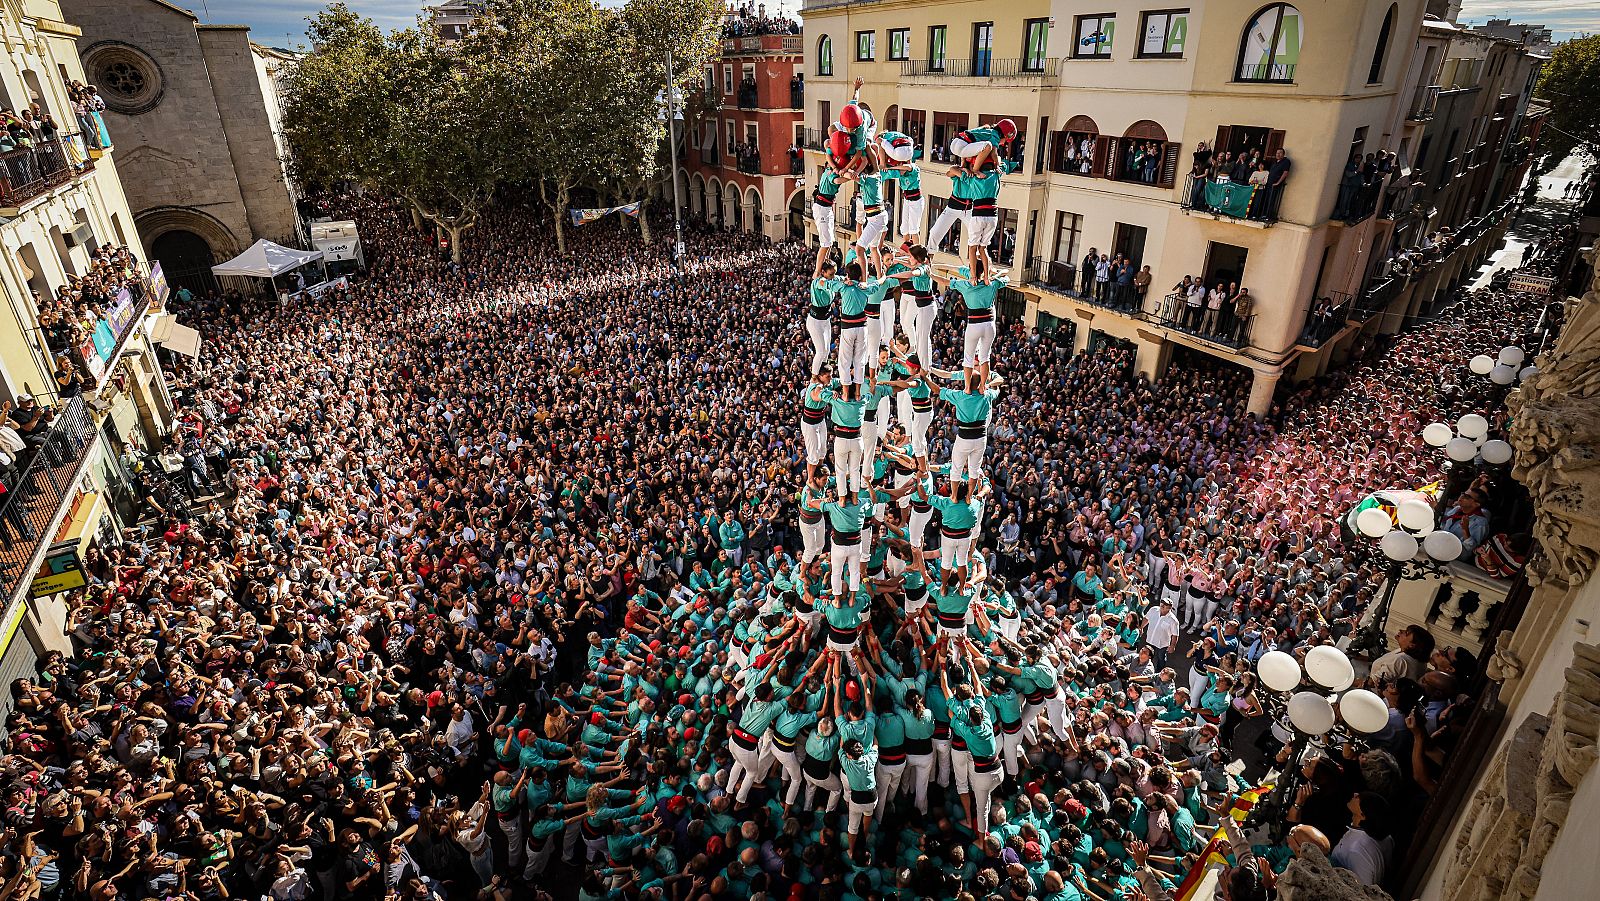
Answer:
[0,178,1551,901]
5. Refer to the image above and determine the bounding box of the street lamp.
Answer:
[1348,490,1461,659]
[1253,645,1390,839]
[660,52,687,264]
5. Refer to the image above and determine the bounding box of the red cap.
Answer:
[667,796,688,814]
[828,131,852,165]
[684,727,698,740]
[844,681,860,701]
[1066,799,1088,818]
[426,690,445,707]
[1023,841,1043,862]
[838,104,863,130]
[996,118,1018,141]
[678,694,692,706]
[516,728,533,743]
[590,712,604,725]
[753,653,771,670]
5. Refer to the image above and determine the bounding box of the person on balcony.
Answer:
[1440,489,1491,560]
[1133,265,1153,313]
[1231,289,1254,344]
[1333,154,1363,221]
[1081,248,1099,297]
[1094,253,1111,305]
[1266,148,1293,218]
[1201,283,1227,336]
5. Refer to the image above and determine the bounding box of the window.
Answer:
[1138,9,1189,58]
[972,22,994,76]
[1023,18,1050,71]
[889,28,910,61]
[817,36,833,76]
[1368,5,1395,84]
[1051,116,1100,175]
[1054,211,1083,265]
[856,30,876,62]
[819,101,832,134]
[704,68,716,94]
[722,65,734,94]
[726,120,737,155]
[902,108,927,150]
[1073,14,1115,59]
[1236,4,1302,82]
[928,25,947,71]
[932,112,969,163]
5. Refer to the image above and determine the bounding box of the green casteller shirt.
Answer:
[932,583,973,617]
[813,170,840,204]
[838,278,887,320]
[821,495,871,536]
[823,588,872,630]
[950,701,998,757]
[805,727,839,762]
[948,276,1008,313]
[857,172,884,213]
[885,162,922,193]
[810,276,840,315]
[840,744,878,791]
[930,494,981,530]
[822,386,866,429]
[939,384,999,424]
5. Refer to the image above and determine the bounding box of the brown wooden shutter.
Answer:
[1265,129,1286,158]
[1214,125,1233,154]
[1050,131,1066,172]
[1095,135,1114,178]
[1159,143,1181,188]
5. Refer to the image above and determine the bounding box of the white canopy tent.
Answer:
[210,239,324,277]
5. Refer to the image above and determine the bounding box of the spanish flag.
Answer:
[1174,785,1275,901]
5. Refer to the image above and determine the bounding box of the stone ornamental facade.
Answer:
[58,0,300,289]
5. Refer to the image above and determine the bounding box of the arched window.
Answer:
[1236,4,1303,83]
[1113,121,1179,187]
[1051,115,1099,176]
[817,36,833,76]
[1368,5,1395,84]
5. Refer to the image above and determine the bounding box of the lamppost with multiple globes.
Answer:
[1346,491,1464,658]
[1252,645,1392,839]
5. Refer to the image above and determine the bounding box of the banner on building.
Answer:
[1507,272,1554,295]
[569,202,642,226]
[30,541,87,599]
[79,337,105,383]
[1203,180,1257,218]
[107,288,138,339]
[148,262,170,306]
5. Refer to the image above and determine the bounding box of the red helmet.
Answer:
[995,118,1018,141]
[838,104,863,131]
[827,131,852,165]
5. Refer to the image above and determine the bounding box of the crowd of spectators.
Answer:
[721,3,798,38]
[0,185,1556,901]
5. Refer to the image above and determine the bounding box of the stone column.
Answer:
[1134,329,1172,381]
[1071,309,1093,356]
[1246,367,1282,417]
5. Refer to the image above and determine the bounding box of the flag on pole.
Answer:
[569,202,642,226]
[1173,784,1275,901]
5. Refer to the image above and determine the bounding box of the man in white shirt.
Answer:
[1144,599,1181,668]
[1331,792,1393,886]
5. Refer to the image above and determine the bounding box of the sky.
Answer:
[191,1,803,49]
[188,1,1586,51]
[1456,2,1589,41]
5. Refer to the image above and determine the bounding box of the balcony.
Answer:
[736,151,762,175]
[1407,85,1441,123]
[901,57,1059,81]
[1027,265,1257,352]
[1151,292,1255,349]
[801,127,827,151]
[0,139,75,212]
[737,84,757,109]
[1348,275,1405,323]
[1235,62,1296,83]
[0,396,97,600]
[790,85,804,110]
[1181,173,1281,225]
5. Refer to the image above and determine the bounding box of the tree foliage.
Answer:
[281,0,722,257]
[1533,34,1600,172]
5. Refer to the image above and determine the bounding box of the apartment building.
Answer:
[680,26,808,240]
[799,0,1539,413]
[1,1,175,689]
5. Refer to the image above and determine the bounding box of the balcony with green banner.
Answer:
[1181,174,1281,225]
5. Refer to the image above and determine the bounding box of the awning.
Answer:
[210,238,323,277]
[148,313,202,358]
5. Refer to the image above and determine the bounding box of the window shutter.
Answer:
[1050,131,1066,172]
[1214,125,1233,155]
[1265,129,1286,158]
[1096,136,1116,178]
[1159,143,1181,188]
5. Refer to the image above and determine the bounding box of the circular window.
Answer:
[83,43,164,115]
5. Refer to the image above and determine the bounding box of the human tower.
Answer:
[724,77,1080,862]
